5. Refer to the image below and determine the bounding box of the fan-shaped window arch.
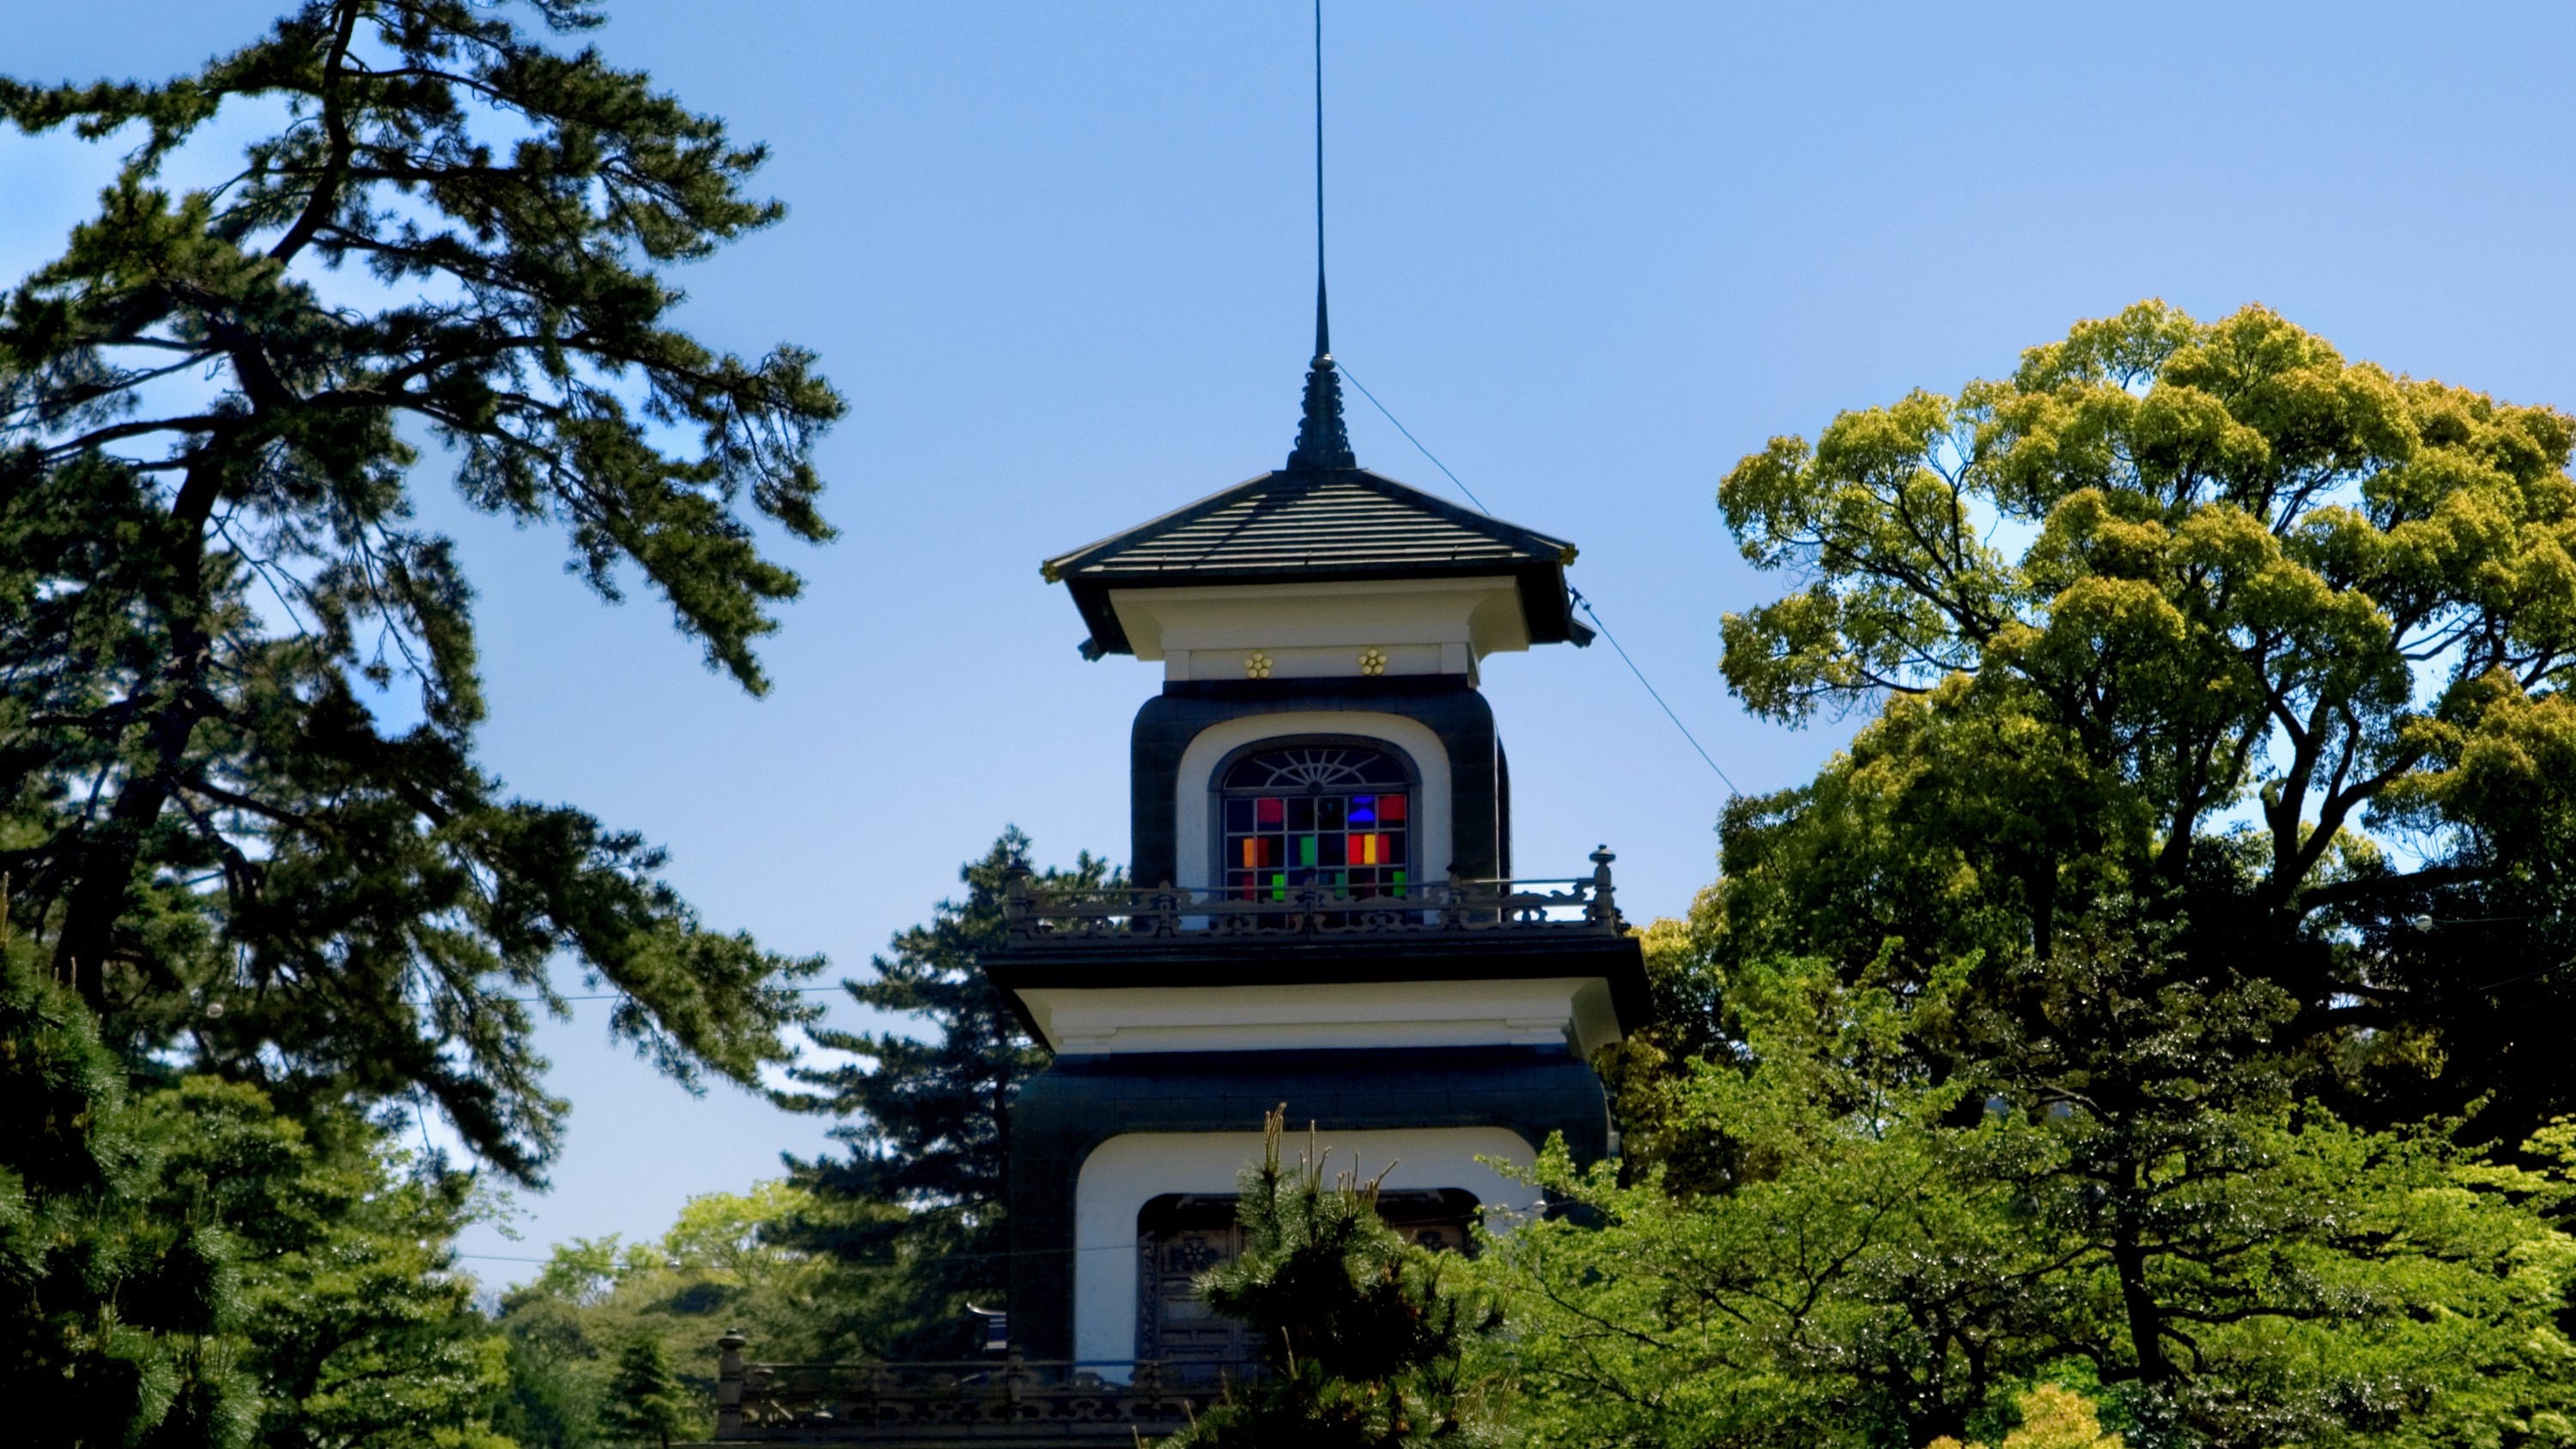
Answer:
[1217,742,1412,900]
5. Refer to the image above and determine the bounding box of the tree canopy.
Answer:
[1715,301,2576,1135]
[0,0,841,1177]
[3,947,516,1449]
[1474,302,2576,1446]
[1473,949,2576,1449]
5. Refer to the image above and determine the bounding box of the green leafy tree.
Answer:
[775,829,1114,1357]
[0,950,252,1449]
[0,0,841,1179]
[1171,1106,1498,1449]
[1930,1385,2124,1449]
[1713,300,2576,1141]
[3,941,513,1449]
[149,1076,513,1449]
[1473,951,2576,1449]
[491,1179,874,1447]
[1476,955,2081,1449]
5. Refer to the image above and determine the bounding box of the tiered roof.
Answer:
[1043,466,1585,657]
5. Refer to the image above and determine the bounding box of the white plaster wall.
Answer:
[1170,641,1449,682]
[1107,577,1528,670]
[1071,1127,1543,1372]
[1018,978,1624,1058]
[1172,712,1451,891]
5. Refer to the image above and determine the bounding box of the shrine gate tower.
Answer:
[982,338,1649,1374]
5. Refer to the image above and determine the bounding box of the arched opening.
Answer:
[1216,742,1413,901]
[1134,1189,1480,1377]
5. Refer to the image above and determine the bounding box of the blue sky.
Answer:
[13,1,2576,1282]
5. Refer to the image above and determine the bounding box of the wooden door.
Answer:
[1137,1196,1252,1379]
[1133,1189,1482,1379]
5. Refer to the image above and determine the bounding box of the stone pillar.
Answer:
[714,1329,747,1439]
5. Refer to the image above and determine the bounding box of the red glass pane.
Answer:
[1256,797,1285,826]
[1378,794,1407,822]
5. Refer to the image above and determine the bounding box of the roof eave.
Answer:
[1066,558,1576,658]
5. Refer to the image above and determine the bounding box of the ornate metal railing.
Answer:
[1000,848,1625,944]
[713,1334,1239,1441]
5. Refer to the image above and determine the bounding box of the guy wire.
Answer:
[1337,361,1741,798]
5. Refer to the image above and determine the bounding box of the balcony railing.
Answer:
[713,1335,1239,1442]
[999,849,1625,944]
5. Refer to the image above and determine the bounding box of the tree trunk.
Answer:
[2111,1221,2171,1385]
[50,457,225,1009]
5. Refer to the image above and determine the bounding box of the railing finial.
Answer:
[1589,846,1618,930]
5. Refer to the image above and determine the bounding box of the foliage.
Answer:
[3,945,508,1449]
[0,0,841,1179]
[1,948,251,1448]
[774,829,1115,1358]
[1713,300,2576,1140]
[0,3,841,1437]
[1929,1385,2123,1449]
[1470,953,2576,1449]
[492,1179,863,1447]
[156,1076,513,1449]
[1171,1106,1499,1449]
[598,1335,688,1449]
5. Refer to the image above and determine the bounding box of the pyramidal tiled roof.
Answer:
[1043,468,1588,656]
[1046,469,1573,583]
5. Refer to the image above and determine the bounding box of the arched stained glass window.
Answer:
[1219,745,1410,901]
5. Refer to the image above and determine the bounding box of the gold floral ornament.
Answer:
[1243,651,1273,679]
[1358,646,1388,676]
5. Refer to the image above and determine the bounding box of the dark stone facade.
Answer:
[1129,677,1507,888]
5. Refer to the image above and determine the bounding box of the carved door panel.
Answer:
[1137,1197,1250,1379]
[1134,1189,1481,1380]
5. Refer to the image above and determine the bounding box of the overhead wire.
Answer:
[457,1238,1238,1269]
[498,985,851,1003]
[1336,361,1741,798]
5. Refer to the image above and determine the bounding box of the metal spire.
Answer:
[1287,0,1355,471]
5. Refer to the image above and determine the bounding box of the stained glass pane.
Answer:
[1221,746,1411,904]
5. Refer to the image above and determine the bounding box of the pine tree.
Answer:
[2,947,515,1449]
[775,829,1114,1358]
[3,3,838,1437]
[1171,1107,1498,1449]
[598,1334,690,1449]
[0,0,841,1181]
[0,949,254,1449]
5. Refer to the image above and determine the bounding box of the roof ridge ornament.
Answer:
[1285,0,1357,473]
[1288,351,1355,471]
